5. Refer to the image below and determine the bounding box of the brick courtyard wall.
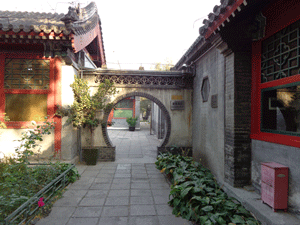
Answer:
[224,50,252,187]
[192,47,225,183]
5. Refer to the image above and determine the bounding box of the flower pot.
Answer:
[129,126,135,131]
[82,147,99,165]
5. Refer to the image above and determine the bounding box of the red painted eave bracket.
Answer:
[205,0,245,39]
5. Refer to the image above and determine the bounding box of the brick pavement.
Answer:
[36,123,191,225]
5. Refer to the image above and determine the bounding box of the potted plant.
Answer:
[126,116,138,131]
[56,76,117,165]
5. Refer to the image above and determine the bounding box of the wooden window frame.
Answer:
[0,52,55,129]
[251,0,300,147]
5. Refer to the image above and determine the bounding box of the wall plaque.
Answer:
[211,94,218,108]
[171,100,185,110]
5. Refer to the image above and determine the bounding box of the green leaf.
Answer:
[224,200,237,210]
[190,196,202,202]
[246,220,258,225]
[216,216,227,225]
[181,187,193,198]
[237,206,251,216]
[204,220,213,225]
[200,216,209,224]
[201,205,214,212]
[231,215,245,224]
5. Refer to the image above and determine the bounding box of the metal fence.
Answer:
[3,164,75,225]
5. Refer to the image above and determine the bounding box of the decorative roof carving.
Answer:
[60,7,79,25]
[0,1,100,36]
[85,69,193,89]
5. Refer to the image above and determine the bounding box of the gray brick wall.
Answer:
[224,50,252,187]
[192,47,225,183]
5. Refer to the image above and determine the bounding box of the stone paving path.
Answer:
[37,123,191,225]
[108,122,160,164]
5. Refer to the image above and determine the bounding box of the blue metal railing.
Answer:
[3,164,76,225]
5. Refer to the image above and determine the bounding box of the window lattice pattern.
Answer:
[261,20,300,83]
[4,59,50,89]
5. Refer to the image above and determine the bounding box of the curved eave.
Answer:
[72,2,106,66]
[204,0,246,39]
[175,0,248,69]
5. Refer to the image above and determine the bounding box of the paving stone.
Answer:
[130,189,152,197]
[149,178,167,183]
[89,183,111,190]
[85,190,108,198]
[66,217,99,225]
[152,189,171,196]
[131,173,148,179]
[105,196,129,205]
[36,217,69,225]
[131,182,150,189]
[101,206,129,217]
[79,197,105,206]
[63,189,87,198]
[147,174,164,178]
[128,216,159,225]
[117,164,131,169]
[111,182,130,189]
[130,205,156,216]
[129,154,143,158]
[114,173,131,178]
[38,206,76,220]
[131,178,149,183]
[153,195,171,205]
[97,173,114,178]
[115,169,131,174]
[158,215,191,225]
[112,178,131,184]
[100,169,116,174]
[72,207,102,217]
[130,196,154,204]
[93,178,113,183]
[131,170,147,174]
[80,171,99,177]
[108,189,130,197]
[84,164,103,170]
[68,178,94,189]
[75,165,88,175]
[155,204,173,215]
[98,216,128,225]
[54,197,82,207]
[147,170,161,174]
[150,182,170,189]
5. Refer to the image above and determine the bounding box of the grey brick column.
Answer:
[214,35,252,187]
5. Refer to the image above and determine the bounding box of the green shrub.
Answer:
[0,161,80,221]
[126,116,138,127]
[155,153,260,225]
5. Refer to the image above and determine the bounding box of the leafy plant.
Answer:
[0,161,79,222]
[56,76,117,146]
[15,119,55,163]
[155,153,260,225]
[0,113,10,129]
[126,116,138,127]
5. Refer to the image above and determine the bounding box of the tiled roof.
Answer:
[175,0,247,69]
[0,11,69,34]
[0,1,101,36]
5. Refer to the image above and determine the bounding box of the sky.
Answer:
[1,0,221,69]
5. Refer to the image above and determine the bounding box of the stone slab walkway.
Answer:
[37,163,191,225]
[37,123,191,225]
[108,122,161,163]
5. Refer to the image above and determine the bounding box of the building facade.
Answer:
[175,0,300,213]
[0,2,106,162]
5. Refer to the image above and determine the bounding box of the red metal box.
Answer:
[261,162,288,212]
